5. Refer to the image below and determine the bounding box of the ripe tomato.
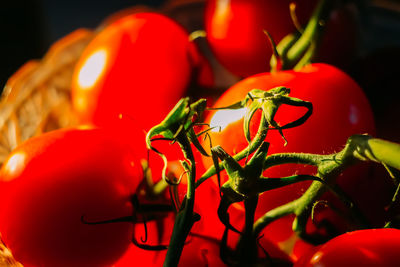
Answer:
[152,139,228,240]
[71,12,213,131]
[117,234,228,267]
[201,63,376,249]
[204,0,358,77]
[177,234,227,267]
[190,173,229,240]
[0,127,143,267]
[112,212,175,267]
[115,231,227,267]
[113,207,228,267]
[294,228,400,267]
[170,157,293,264]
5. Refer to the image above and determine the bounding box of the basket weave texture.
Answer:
[0,28,94,266]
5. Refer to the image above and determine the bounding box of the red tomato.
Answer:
[142,130,230,245]
[294,228,400,267]
[71,12,213,131]
[155,140,228,240]
[174,157,292,264]
[114,211,227,267]
[177,235,227,267]
[0,127,143,267]
[204,0,358,77]
[115,235,228,267]
[190,173,228,240]
[112,212,175,267]
[201,63,376,251]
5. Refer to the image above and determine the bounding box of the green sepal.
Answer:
[187,126,209,157]
[218,184,243,234]
[211,146,223,193]
[146,98,208,182]
[243,100,262,143]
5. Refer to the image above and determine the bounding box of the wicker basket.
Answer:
[0,29,94,165]
[0,1,225,265]
[0,27,94,266]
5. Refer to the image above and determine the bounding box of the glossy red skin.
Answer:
[139,132,230,243]
[112,140,290,266]
[112,212,175,267]
[176,164,292,264]
[201,63,376,256]
[0,127,143,267]
[204,0,358,77]
[71,12,213,132]
[160,141,229,240]
[294,228,400,267]
[115,235,227,267]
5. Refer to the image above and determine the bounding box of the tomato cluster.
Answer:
[204,0,359,77]
[71,12,213,132]
[1,1,399,267]
[0,127,143,267]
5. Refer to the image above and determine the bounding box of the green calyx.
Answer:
[144,83,400,266]
[146,97,208,183]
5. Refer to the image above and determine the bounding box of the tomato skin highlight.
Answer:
[204,0,358,77]
[201,63,377,255]
[71,12,213,131]
[294,228,400,267]
[203,63,375,208]
[0,127,143,267]
[204,0,311,78]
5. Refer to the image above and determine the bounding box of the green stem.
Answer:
[253,200,296,236]
[274,136,400,239]
[263,152,324,169]
[272,0,333,71]
[389,182,400,211]
[196,114,269,187]
[237,196,259,266]
[163,132,196,267]
[254,138,372,242]
[358,137,400,170]
[196,89,312,188]
[288,0,331,67]
[254,135,400,242]
[152,179,169,196]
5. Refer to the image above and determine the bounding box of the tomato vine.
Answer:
[145,86,400,266]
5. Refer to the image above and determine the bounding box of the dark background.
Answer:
[1,0,400,90]
[0,0,165,90]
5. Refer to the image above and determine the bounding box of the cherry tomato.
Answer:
[204,0,359,77]
[112,212,175,267]
[178,234,227,267]
[114,211,227,267]
[115,231,227,267]
[190,173,229,240]
[0,127,143,267]
[141,130,230,245]
[153,139,228,240]
[182,161,291,263]
[294,228,400,267]
[201,63,377,255]
[71,12,213,131]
